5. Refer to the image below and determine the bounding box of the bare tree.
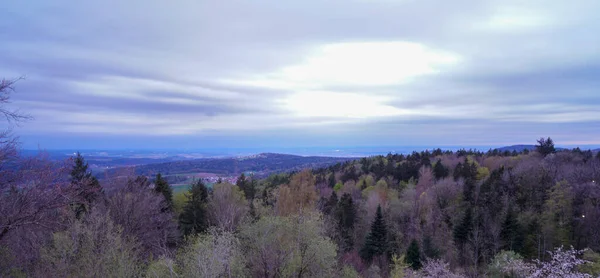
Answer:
[106,176,179,258]
[0,157,80,269]
[0,77,31,123]
[208,183,249,232]
[0,77,30,170]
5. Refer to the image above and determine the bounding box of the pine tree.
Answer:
[328,173,336,188]
[433,159,449,180]
[405,239,422,270]
[453,207,473,265]
[453,207,473,247]
[536,137,556,157]
[500,205,524,252]
[70,152,102,218]
[154,173,173,210]
[322,191,338,215]
[179,179,209,236]
[360,205,388,263]
[336,193,356,252]
[423,235,440,259]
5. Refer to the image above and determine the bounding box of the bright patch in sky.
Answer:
[229,41,459,88]
[283,91,405,118]
[484,8,549,31]
[280,42,459,86]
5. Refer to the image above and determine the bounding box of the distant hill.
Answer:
[104,153,353,178]
[494,145,576,153]
[494,145,537,152]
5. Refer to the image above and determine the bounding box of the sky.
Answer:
[1,0,600,150]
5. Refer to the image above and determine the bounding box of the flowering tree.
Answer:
[498,246,592,278]
[420,259,465,278]
[529,246,592,278]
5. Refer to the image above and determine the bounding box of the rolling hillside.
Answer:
[104,153,354,178]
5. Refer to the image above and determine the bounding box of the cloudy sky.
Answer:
[2,0,600,150]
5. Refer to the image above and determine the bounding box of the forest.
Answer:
[2,78,600,277]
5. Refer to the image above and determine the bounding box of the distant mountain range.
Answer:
[494,145,599,152]
[104,153,353,178]
[494,145,537,152]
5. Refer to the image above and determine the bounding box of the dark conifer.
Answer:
[322,191,338,215]
[422,235,440,259]
[236,173,255,200]
[70,152,102,218]
[500,205,524,252]
[154,173,173,210]
[360,205,387,262]
[453,207,473,247]
[433,159,449,180]
[536,137,556,157]
[405,239,422,270]
[336,193,356,252]
[179,179,209,236]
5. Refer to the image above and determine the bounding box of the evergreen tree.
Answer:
[453,207,473,248]
[500,205,524,252]
[70,152,102,218]
[463,178,476,204]
[405,239,422,270]
[328,173,336,188]
[453,207,473,265]
[179,179,209,236]
[423,235,440,259]
[536,137,556,157]
[335,193,356,252]
[322,191,338,215]
[433,159,449,180]
[154,173,173,210]
[236,173,255,200]
[453,162,463,181]
[360,205,388,263]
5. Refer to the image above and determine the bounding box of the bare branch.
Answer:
[0,77,33,124]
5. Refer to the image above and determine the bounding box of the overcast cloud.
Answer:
[1,0,599,149]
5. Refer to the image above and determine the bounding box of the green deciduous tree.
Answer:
[177,228,247,278]
[36,211,142,278]
[240,213,337,278]
[542,181,573,250]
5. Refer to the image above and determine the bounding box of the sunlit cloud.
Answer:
[227,42,459,89]
[281,91,408,119]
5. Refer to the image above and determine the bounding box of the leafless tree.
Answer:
[0,77,31,123]
[0,157,79,268]
[106,176,179,258]
[208,183,249,232]
[0,77,30,172]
